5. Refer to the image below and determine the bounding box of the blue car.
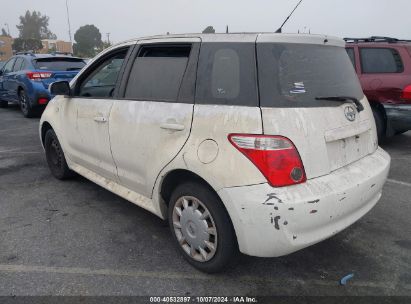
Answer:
[0,52,86,117]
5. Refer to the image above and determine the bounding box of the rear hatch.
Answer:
[257,35,378,179]
[32,57,86,89]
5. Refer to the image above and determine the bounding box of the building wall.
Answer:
[0,36,13,62]
[40,39,73,54]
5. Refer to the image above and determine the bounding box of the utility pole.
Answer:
[4,23,10,36]
[65,0,72,43]
[106,33,111,45]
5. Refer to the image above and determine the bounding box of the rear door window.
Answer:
[13,58,24,72]
[34,58,86,71]
[125,45,191,102]
[196,43,258,107]
[258,43,364,108]
[360,48,404,73]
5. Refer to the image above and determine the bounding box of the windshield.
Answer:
[258,43,364,108]
[34,58,86,71]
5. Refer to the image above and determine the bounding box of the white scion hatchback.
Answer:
[40,33,391,273]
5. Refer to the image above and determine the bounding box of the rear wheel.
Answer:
[19,89,36,118]
[168,182,238,273]
[372,107,386,142]
[0,100,8,108]
[45,129,75,180]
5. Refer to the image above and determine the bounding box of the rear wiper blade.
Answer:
[315,96,364,112]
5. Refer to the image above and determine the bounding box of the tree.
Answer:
[16,10,57,40]
[1,28,10,37]
[202,26,215,34]
[97,41,112,53]
[73,25,103,57]
[12,38,43,52]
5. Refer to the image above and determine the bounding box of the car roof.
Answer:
[111,33,345,48]
[344,36,411,47]
[13,53,84,61]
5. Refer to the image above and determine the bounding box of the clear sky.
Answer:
[1,0,410,43]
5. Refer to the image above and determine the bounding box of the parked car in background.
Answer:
[41,33,390,272]
[0,52,86,117]
[345,36,411,140]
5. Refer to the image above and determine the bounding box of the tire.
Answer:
[45,129,75,180]
[0,100,8,108]
[168,182,238,273]
[372,107,385,142]
[18,89,36,118]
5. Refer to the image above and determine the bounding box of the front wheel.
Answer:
[168,182,238,273]
[45,129,75,180]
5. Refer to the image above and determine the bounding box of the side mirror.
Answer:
[0,70,3,76]
[50,81,71,96]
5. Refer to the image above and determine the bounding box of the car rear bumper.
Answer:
[384,104,411,134]
[218,147,390,257]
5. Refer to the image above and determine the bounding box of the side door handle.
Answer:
[94,116,108,123]
[160,123,185,131]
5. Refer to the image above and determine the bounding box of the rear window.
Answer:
[34,58,85,71]
[258,43,364,108]
[360,48,404,74]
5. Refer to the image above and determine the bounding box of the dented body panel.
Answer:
[218,148,390,257]
[261,96,378,179]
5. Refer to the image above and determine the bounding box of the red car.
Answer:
[345,36,411,139]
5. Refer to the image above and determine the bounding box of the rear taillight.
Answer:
[228,134,307,187]
[38,97,49,105]
[26,72,52,81]
[401,84,411,100]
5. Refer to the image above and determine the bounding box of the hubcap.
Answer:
[172,196,217,262]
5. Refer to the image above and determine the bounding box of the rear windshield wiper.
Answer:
[315,96,364,112]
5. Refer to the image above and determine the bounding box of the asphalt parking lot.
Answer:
[0,104,410,296]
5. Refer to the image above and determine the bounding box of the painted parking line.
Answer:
[0,264,409,291]
[387,179,411,188]
[0,126,38,133]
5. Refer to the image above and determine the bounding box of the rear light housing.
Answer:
[401,84,411,101]
[228,134,307,187]
[26,72,53,81]
[38,97,49,105]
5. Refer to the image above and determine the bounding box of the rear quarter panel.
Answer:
[153,105,266,196]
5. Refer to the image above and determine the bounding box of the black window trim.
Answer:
[346,47,356,69]
[118,42,200,104]
[70,45,135,99]
[359,47,404,74]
